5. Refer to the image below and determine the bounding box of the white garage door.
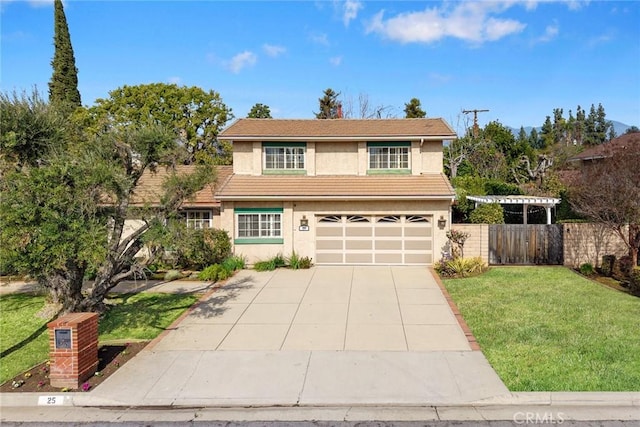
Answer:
[315,214,433,265]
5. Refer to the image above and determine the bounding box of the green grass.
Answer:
[444,266,640,391]
[0,293,198,384]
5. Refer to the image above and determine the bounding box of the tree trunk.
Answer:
[630,224,640,268]
[41,260,86,314]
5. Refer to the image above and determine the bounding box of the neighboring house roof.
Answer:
[131,165,233,207]
[219,118,457,141]
[569,132,640,162]
[215,174,455,201]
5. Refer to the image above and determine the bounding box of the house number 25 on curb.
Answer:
[38,395,64,405]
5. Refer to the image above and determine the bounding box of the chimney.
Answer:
[337,102,343,119]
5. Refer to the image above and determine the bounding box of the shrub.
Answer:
[288,251,301,269]
[254,259,277,272]
[222,255,246,272]
[435,256,487,278]
[164,269,183,281]
[298,256,313,269]
[446,229,470,259]
[613,256,633,280]
[273,253,286,268]
[629,267,640,295]
[198,264,222,281]
[601,255,616,277]
[469,203,504,224]
[175,228,231,270]
[579,263,595,276]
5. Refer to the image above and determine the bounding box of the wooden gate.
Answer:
[489,224,563,265]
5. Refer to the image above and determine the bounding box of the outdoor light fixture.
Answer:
[437,215,447,229]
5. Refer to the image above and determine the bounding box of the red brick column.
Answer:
[47,313,99,389]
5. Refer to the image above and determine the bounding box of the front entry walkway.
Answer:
[79,266,510,407]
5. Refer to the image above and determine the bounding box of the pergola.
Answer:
[466,195,561,225]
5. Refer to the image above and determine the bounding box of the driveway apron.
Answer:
[82,266,510,407]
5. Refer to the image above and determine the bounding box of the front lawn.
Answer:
[0,293,198,385]
[444,266,640,391]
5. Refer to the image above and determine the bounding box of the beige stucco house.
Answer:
[215,118,457,265]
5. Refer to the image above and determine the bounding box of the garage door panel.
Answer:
[376,253,403,263]
[405,227,431,237]
[346,253,373,263]
[405,253,433,264]
[346,227,372,237]
[317,240,344,250]
[345,240,372,250]
[375,240,403,250]
[375,227,402,237]
[317,227,343,237]
[405,240,432,250]
[316,253,344,263]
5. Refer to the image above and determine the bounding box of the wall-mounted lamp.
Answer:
[437,215,447,229]
[299,215,309,231]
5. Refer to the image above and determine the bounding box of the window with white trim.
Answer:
[263,143,305,171]
[186,210,212,229]
[235,208,283,242]
[368,142,410,170]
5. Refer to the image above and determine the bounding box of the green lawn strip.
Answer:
[444,266,640,391]
[0,293,198,384]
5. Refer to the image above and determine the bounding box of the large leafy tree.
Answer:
[403,98,426,118]
[247,103,272,118]
[87,83,233,164]
[315,88,341,119]
[48,0,81,115]
[0,91,215,313]
[569,140,640,267]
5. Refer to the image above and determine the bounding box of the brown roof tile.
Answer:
[215,174,455,201]
[219,118,457,140]
[131,165,232,207]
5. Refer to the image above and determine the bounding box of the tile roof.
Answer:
[215,174,455,201]
[569,132,640,161]
[219,118,457,140]
[131,165,232,207]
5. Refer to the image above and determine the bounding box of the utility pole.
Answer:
[462,109,489,138]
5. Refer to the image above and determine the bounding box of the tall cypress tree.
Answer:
[48,0,81,113]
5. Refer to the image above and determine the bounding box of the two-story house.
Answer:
[215,118,457,265]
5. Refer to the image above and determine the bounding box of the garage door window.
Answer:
[367,142,410,174]
[235,208,283,244]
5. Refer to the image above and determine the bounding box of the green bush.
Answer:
[613,256,633,280]
[629,267,640,295]
[198,264,222,281]
[175,228,231,270]
[222,255,246,272]
[164,269,183,281]
[298,256,313,269]
[469,203,504,224]
[601,255,616,277]
[254,259,277,272]
[435,256,488,278]
[288,251,301,269]
[579,263,595,276]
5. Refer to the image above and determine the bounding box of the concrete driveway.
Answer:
[78,266,510,407]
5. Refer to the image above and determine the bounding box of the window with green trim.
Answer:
[236,208,283,241]
[263,143,305,170]
[368,142,410,170]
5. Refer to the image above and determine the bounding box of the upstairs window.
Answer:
[263,142,306,173]
[367,142,410,173]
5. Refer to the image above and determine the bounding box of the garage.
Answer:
[315,214,433,265]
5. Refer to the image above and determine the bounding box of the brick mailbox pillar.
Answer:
[47,313,99,389]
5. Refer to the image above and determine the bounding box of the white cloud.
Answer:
[341,0,363,27]
[167,76,182,85]
[365,2,526,44]
[535,22,559,43]
[263,44,286,58]
[428,72,452,84]
[329,56,343,66]
[310,33,329,46]
[226,51,257,74]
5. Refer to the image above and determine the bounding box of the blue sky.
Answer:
[1,0,639,132]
